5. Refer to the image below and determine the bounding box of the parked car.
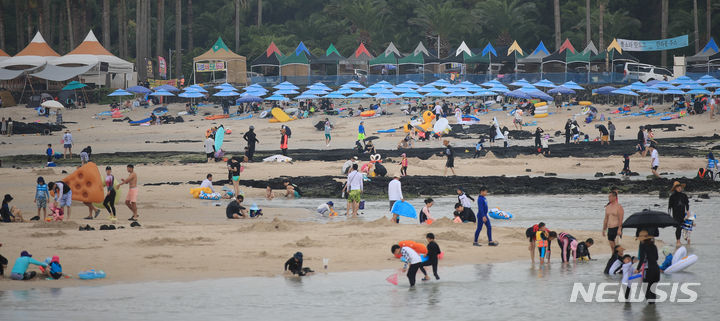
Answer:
[616,62,673,82]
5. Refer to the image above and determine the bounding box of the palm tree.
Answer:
[157,0,164,60]
[66,0,74,48]
[585,0,591,45]
[175,0,182,79]
[598,0,607,49]
[187,0,193,51]
[325,0,390,47]
[136,0,144,80]
[693,0,699,52]
[707,0,712,42]
[235,0,242,52]
[554,0,561,50]
[257,0,262,27]
[119,0,128,58]
[0,1,5,51]
[662,0,669,66]
[409,2,470,57]
[473,0,543,46]
[103,0,111,48]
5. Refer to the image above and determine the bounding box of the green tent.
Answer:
[369,42,400,66]
[398,42,438,65]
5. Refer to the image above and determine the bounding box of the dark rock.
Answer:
[699,193,710,199]
[544,173,557,176]
[689,126,694,129]
[525,168,532,172]
[594,172,604,177]
[694,199,703,202]
[10,121,65,135]
[659,190,669,198]
[61,170,68,174]
[605,172,617,176]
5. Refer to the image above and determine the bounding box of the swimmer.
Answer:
[283,180,301,198]
[602,191,624,254]
[473,187,498,246]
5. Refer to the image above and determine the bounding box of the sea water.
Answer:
[1,195,717,320]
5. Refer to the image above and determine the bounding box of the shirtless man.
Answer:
[119,164,139,221]
[602,191,624,254]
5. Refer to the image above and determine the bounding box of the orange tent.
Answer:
[0,32,59,69]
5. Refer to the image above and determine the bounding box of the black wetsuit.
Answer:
[243,130,259,161]
[604,252,621,274]
[421,241,441,280]
[668,191,689,240]
[284,258,305,275]
[444,145,454,168]
[564,122,571,144]
[638,241,660,302]
[454,207,476,223]
[576,242,591,259]
[534,129,543,149]
[225,200,245,219]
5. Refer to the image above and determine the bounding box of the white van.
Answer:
[616,62,673,82]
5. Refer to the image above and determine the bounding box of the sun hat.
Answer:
[670,181,686,192]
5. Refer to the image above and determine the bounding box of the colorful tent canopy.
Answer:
[193,37,247,84]
[369,42,400,66]
[311,43,345,64]
[343,43,374,65]
[687,38,719,63]
[51,30,133,72]
[0,32,60,69]
[442,41,472,63]
[398,42,438,65]
[518,41,551,64]
[280,42,314,66]
[250,41,283,67]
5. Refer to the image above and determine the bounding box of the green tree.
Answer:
[409,1,471,57]
[472,0,547,47]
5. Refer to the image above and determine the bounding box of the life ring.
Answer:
[533,113,549,118]
[37,107,46,115]
[534,102,547,107]
[579,101,592,106]
[395,240,428,258]
[360,110,376,117]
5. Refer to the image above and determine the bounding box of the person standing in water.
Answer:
[668,181,690,247]
[602,191,624,254]
[473,187,498,247]
[243,126,259,162]
[636,230,660,303]
[119,164,139,221]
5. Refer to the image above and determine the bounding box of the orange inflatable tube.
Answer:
[204,114,230,120]
[394,240,428,258]
[53,162,105,203]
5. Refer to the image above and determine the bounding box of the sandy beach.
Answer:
[0,101,716,291]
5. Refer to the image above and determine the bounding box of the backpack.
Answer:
[284,126,292,138]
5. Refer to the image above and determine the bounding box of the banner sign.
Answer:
[616,35,688,52]
[148,79,178,88]
[145,58,153,76]
[195,61,226,72]
[158,56,167,79]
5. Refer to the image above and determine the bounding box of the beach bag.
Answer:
[359,200,365,210]
[284,126,292,138]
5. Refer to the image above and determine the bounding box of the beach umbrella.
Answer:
[527,90,553,101]
[416,86,437,93]
[274,89,299,95]
[593,86,617,95]
[533,79,557,88]
[62,80,87,90]
[429,79,451,87]
[308,82,331,90]
[213,90,240,97]
[548,86,575,95]
[697,75,720,84]
[375,92,399,99]
[396,81,419,89]
[504,89,532,99]
[265,94,289,101]
[639,88,663,94]
[187,85,208,93]
[322,93,346,99]
[474,90,496,97]
[126,86,152,94]
[715,88,720,95]
[335,88,356,95]
[295,94,318,100]
[561,81,584,90]
[273,81,299,90]
[341,81,365,89]
[41,100,64,109]
[367,87,393,94]
[678,83,705,91]
[390,86,413,93]
[488,86,509,93]
[236,95,263,103]
[246,83,264,89]
[302,89,329,95]
[400,91,423,98]
[178,92,205,98]
[481,80,503,87]
[465,85,485,92]
[348,92,372,98]
[629,81,648,91]
[108,89,133,97]
[243,90,267,97]
[510,79,530,87]
[519,85,539,92]
[447,91,472,97]
[662,89,685,95]
[214,83,237,90]
[670,76,695,85]
[702,81,720,88]
[154,84,180,92]
[149,90,175,96]
[612,89,639,96]
[686,89,712,95]
[441,86,462,93]
[622,210,679,230]
[425,91,448,97]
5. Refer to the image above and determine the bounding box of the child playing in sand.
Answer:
[400,153,408,176]
[47,256,63,280]
[535,228,550,264]
[1,194,23,222]
[419,198,434,224]
[284,252,313,276]
[49,203,64,221]
[391,244,428,287]
[265,186,275,200]
[576,238,594,261]
[35,177,50,221]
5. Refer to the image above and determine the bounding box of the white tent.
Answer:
[0,32,60,69]
[52,31,133,73]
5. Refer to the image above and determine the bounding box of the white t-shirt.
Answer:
[514,110,523,120]
[401,247,422,265]
[204,138,215,153]
[200,179,214,192]
[342,160,354,174]
[621,262,634,286]
[347,170,363,191]
[433,105,443,115]
[651,149,660,167]
[458,194,474,209]
[388,179,403,201]
[541,138,549,148]
[63,133,73,145]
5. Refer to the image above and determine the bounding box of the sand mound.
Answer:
[32,168,56,175]
[434,230,472,242]
[429,217,454,227]
[242,218,291,232]
[136,236,215,247]
[30,230,66,238]
[292,236,322,247]
[503,228,531,241]
[485,151,497,159]
[364,216,390,227]
[31,221,79,229]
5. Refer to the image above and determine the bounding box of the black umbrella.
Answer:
[622,209,679,232]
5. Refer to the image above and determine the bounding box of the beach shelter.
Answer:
[442,41,472,64]
[398,42,439,74]
[0,49,9,62]
[518,41,551,64]
[52,30,133,74]
[310,43,345,76]
[687,38,719,70]
[193,37,247,84]
[280,42,314,77]
[0,32,59,69]
[250,41,283,75]
[342,43,374,73]
[506,41,526,76]
[369,42,401,76]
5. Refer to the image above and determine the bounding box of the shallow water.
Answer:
[2,194,717,320]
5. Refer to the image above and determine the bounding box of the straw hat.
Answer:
[670,181,686,192]
[637,230,655,241]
